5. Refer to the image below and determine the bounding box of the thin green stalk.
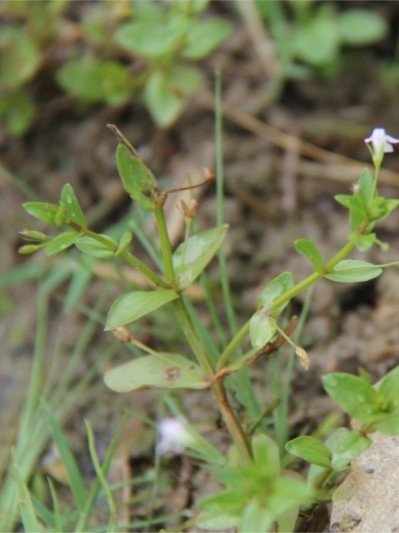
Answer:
[215,69,225,229]
[0,270,69,532]
[0,283,116,533]
[76,413,128,532]
[217,320,251,371]
[271,240,356,313]
[54,341,118,419]
[214,69,239,340]
[128,211,163,270]
[215,69,261,419]
[47,478,62,531]
[153,208,176,286]
[77,226,168,288]
[218,239,356,370]
[201,273,228,348]
[274,287,314,451]
[172,298,215,377]
[370,155,381,201]
[0,161,41,201]
[183,295,221,364]
[50,287,110,407]
[173,299,252,464]
[16,269,70,449]
[85,420,116,533]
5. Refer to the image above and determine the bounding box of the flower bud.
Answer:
[295,346,309,370]
[19,229,48,242]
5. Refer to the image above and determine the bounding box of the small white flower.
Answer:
[157,417,193,455]
[364,128,399,155]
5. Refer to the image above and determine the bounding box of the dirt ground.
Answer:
[2,1,399,531]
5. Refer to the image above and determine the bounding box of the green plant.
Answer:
[0,0,69,136]
[0,265,121,531]
[17,102,399,532]
[0,0,231,136]
[287,365,399,497]
[254,0,389,84]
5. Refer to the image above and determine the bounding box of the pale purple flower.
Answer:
[364,128,399,156]
[157,417,193,455]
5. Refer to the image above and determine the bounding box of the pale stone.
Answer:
[330,432,399,532]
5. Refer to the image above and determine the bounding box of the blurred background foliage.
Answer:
[0,0,393,137]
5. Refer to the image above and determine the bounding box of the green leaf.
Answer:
[348,232,376,252]
[252,434,280,478]
[286,436,331,467]
[115,14,189,60]
[369,197,399,222]
[324,260,383,283]
[239,499,273,533]
[375,365,399,410]
[358,168,374,206]
[249,312,276,350]
[0,89,36,137]
[54,203,68,226]
[334,193,354,209]
[368,411,399,435]
[0,26,40,89]
[294,239,323,272]
[60,183,87,228]
[182,19,232,60]
[41,401,87,513]
[173,0,210,15]
[225,351,256,374]
[196,509,237,531]
[198,435,309,532]
[276,505,301,533]
[104,352,206,392]
[257,272,295,316]
[75,235,116,258]
[116,144,158,210]
[97,61,132,105]
[12,458,43,533]
[64,258,93,312]
[338,9,388,46]
[47,478,61,531]
[328,429,371,471]
[335,193,369,230]
[23,202,60,225]
[44,231,82,256]
[56,58,131,106]
[105,289,178,330]
[143,65,203,127]
[293,6,340,66]
[116,231,133,256]
[173,224,228,290]
[130,0,164,24]
[322,373,379,424]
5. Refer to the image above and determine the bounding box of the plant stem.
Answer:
[271,240,355,312]
[73,225,169,289]
[154,208,176,286]
[118,248,168,288]
[218,239,356,369]
[217,321,251,371]
[370,159,381,201]
[172,298,215,377]
[212,381,253,465]
[173,297,252,464]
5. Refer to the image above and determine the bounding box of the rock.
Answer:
[330,432,399,532]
